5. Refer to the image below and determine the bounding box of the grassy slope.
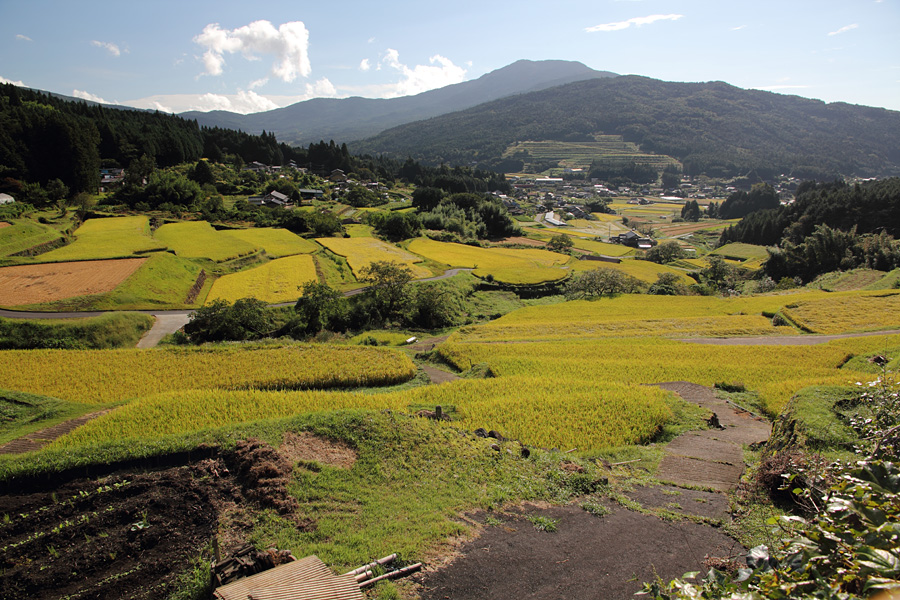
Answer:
[0,312,154,349]
[0,389,96,446]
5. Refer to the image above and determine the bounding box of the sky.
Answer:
[1,0,898,115]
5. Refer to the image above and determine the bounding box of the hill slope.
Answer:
[353,76,900,179]
[181,60,616,146]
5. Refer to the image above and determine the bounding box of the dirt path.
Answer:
[654,382,770,491]
[678,329,900,345]
[0,409,112,455]
[417,382,768,599]
[135,313,192,348]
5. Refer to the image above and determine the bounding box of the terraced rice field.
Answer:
[40,216,166,261]
[316,237,432,279]
[0,258,146,306]
[0,220,65,257]
[154,221,260,262]
[407,238,571,284]
[781,292,900,334]
[571,258,693,283]
[225,228,320,257]
[206,254,319,304]
[709,242,770,261]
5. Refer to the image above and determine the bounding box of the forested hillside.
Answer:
[354,76,900,179]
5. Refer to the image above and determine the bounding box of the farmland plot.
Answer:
[206,254,319,303]
[40,216,166,261]
[0,220,65,257]
[571,257,693,283]
[407,238,570,284]
[154,221,259,262]
[781,292,900,334]
[0,258,146,306]
[316,237,432,279]
[225,227,320,257]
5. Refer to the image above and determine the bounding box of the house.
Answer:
[0,193,14,204]
[298,188,324,200]
[613,230,657,249]
[248,190,292,207]
[329,169,347,183]
[244,161,269,173]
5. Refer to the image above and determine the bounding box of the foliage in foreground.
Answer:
[644,373,900,600]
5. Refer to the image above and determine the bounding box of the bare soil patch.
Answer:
[0,440,302,600]
[0,258,146,305]
[418,503,743,600]
[0,222,11,229]
[421,365,460,385]
[279,431,358,469]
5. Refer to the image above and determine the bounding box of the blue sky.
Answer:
[1,0,898,115]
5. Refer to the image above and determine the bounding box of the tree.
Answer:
[648,272,689,295]
[680,200,700,222]
[369,211,421,241]
[184,298,274,343]
[405,281,465,329]
[564,268,644,299]
[292,281,346,336]
[72,192,97,219]
[547,233,574,253]
[359,261,414,323]
[644,240,685,264]
[189,159,215,186]
[412,186,445,211]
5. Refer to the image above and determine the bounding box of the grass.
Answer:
[205,254,319,304]
[0,312,154,349]
[709,242,770,261]
[40,216,166,261]
[224,228,320,257]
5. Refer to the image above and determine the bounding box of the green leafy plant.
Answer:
[526,515,558,532]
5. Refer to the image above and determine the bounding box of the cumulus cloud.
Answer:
[194,20,311,82]
[828,24,859,36]
[359,58,371,71]
[16,34,32,42]
[91,40,122,56]
[379,49,467,98]
[305,78,337,97]
[0,75,26,86]
[73,89,110,103]
[586,14,683,32]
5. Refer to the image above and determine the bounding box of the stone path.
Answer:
[0,409,111,455]
[654,382,771,492]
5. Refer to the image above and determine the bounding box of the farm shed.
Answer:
[0,193,14,204]
[214,555,364,600]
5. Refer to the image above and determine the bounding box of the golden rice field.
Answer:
[0,345,417,404]
[224,228,320,257]
[571,258,694,284]
[205,254,319,304]
[568,238,634,257]
[154,221,260,262]
[41,216,166,261]
[407,238,570,284]
[781,292,900,334]
[316,237,432,279]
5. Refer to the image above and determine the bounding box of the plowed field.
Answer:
[0,258,146,306]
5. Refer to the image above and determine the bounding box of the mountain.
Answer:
[352,76,900,179]
[180,60,616,146]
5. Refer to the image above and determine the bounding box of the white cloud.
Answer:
[305,78,338,98]
[73,89,110,103]
[754,85,811,92]
[359,58,371,71]
[91,40,122,56]
[1,75,26,87]
[586,14,683,33]
[731,25,746,31]
[194,20,311,82]
[828,24,859,36]
[249,77,269,89]
[16,34,32,42]
[379,49,467,98]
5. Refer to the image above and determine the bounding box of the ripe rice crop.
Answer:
[225,228,320,257]
[316,237,432,279]
[154,221,260,262]
[0,344,417,404]
[571,258,693,284]
[407,238,570,284]
[568,238,633,257]
[781,292,900,334]
[41,216,166,261]
[206,254,319,304]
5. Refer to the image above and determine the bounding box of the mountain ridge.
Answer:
[180,59,616,145]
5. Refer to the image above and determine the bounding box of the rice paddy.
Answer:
[206,254,319,304]
[316,237,432,279]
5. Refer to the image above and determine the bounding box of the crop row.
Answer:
[0,345,418,404]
